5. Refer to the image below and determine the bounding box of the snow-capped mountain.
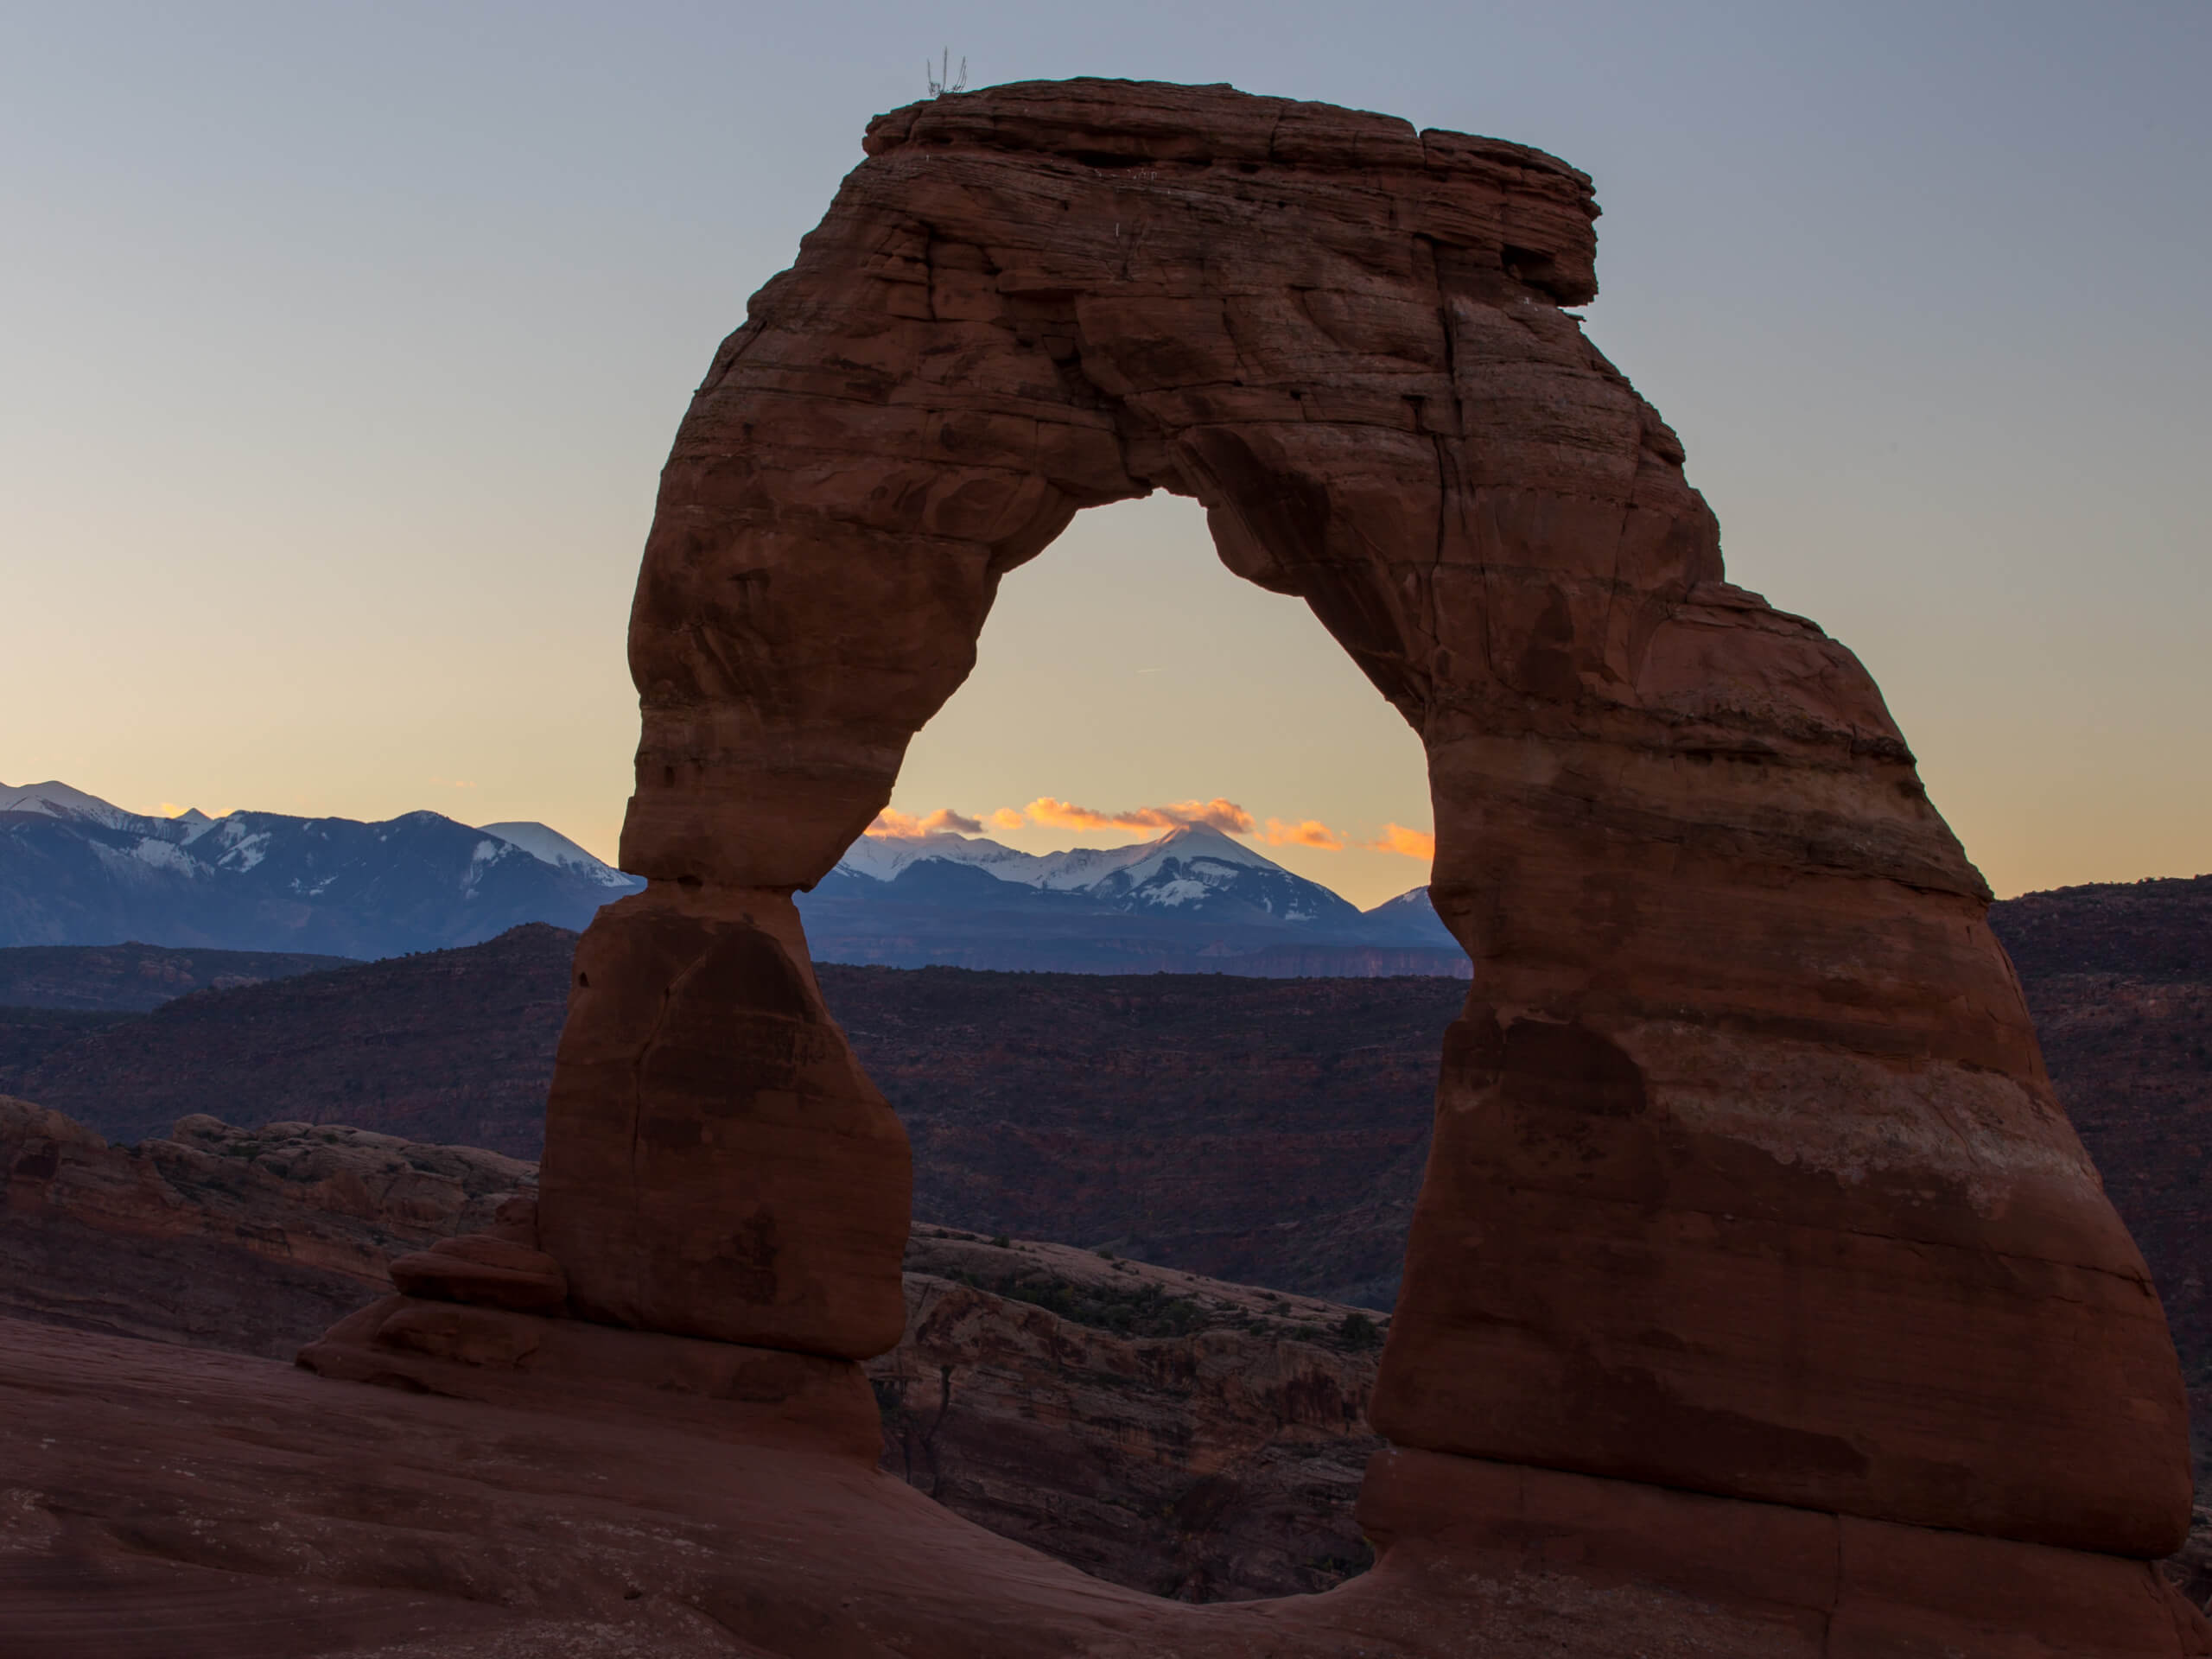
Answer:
[800,821,1465,976]
[834,822,1364,925]
[0,781,641,957]
[0,779,1459,976]
[477,820,634,890]
[0,779,146,832]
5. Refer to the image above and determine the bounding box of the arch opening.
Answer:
[788,486,1465,1279]
[837,490,1440,916]
[772,492,1465,1601]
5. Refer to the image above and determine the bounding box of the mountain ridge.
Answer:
[1,780,1465,976]
[0,779,642,957]
[4,787,1468,982]
[804,821,1465,976]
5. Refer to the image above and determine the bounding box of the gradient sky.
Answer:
[3,1,2204,908]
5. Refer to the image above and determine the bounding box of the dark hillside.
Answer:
[8,926,577,1154]
[2014,969,2212,1443]
[1989,874,2212,980]
[0,941,352,1010]
[7,932,1460,1305]
[0,1007,141,1080]
[841,967,1464,1306]
[1989,874,2212,1459]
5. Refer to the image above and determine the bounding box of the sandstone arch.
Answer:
[370,79,2194,1637]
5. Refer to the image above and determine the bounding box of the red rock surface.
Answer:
[389,1230,569,1314]
[7,1316,2207,1656]
[541,893,912,1357]
[2018,978,2212,1425]
[530,70,2192,1615]
[1986,877,2212,1497]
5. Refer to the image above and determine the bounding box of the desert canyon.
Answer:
[4,77,2205,1656]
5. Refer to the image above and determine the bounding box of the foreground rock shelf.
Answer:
[4,1317,2202,1658]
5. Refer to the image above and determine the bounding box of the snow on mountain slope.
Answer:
[0,780,144,831]
[1074,824,1364,925]
[1,780,1449,972]
[834,821,1364,928]
[835,830,1055,886]
[479,821,639,891]
[842,822,1286,891]
[0,784,635,956]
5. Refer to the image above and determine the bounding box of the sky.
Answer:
[2,0,2205,908]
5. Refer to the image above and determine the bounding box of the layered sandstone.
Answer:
[509,69,2195,1623]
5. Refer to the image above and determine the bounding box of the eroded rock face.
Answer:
[531,73,2192,1580]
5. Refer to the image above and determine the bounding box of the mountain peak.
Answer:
[0,779,141,830]
[480,821,636,890]
[1364,886,1436,915]
[1156,821,1237,847]
[1148,820,1279,865]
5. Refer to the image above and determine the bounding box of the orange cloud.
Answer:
[1263,817,1347,852]
[867,807,983,839]
[1365,823,1436,860]
[1021,796,1258,836]
[988,807,1027,830]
